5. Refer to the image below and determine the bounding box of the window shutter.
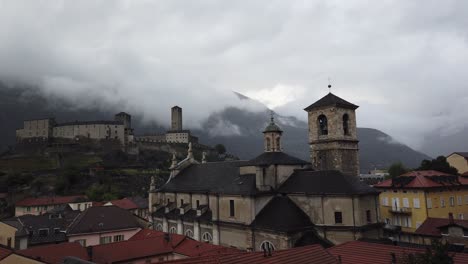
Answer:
[413,198,420,209]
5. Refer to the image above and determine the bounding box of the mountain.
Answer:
[419,127,468,157]
[0,84,430,172]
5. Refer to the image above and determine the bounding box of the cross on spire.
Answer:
[328,77,332,93]
[270,110,275,123]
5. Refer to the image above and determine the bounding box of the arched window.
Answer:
[275,137,280,151]
[260,241,275,252]
[169,227,177,234]
[343,114,349,135]
[185,229,194,238]
[156,224,163,231]
[266,137,271,151]
[317,115,328,135]
[202,232,213,243]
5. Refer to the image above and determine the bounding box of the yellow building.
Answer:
[447,152,468,175]
[374,170,468,242]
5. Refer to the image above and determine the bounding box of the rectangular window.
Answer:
[413,198,420,208]
[334,211,343,224]
[366,210,371,223]
[180,199,184,207]
[450,196,455,207]
[229,200,235,217]
[441,198,446,208]
[459,213,464,220]
[427,198,432,209]
[113,235,124,242]
[403,198,409,208]
[196,200,200,208]
[100,236,112,244]
[458,196,463,206]
[381,197,389,206]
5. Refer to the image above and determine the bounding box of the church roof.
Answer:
[279,170,379,195]
[243,152,310,167]
[159,161,258,195]
[304,93,359,111]
[251,195,313,232]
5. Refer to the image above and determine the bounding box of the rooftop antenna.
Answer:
[328,77,332,93]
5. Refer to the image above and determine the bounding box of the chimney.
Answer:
[449,212,455,225]
[390,252,396,264]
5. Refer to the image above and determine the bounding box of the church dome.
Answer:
[263,116,283,133]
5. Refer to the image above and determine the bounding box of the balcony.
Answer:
[388,207,412,215]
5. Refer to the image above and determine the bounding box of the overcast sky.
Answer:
[1,1,467,150]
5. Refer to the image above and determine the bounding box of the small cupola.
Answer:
[263,112,283,152]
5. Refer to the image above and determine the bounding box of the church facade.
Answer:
[148,93,382,250]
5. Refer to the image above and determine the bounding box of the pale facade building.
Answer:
[447,152,468,174]
[148,93,382,250]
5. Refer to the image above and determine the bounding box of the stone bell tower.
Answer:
[263,113,283,152]
[304,90,360,176]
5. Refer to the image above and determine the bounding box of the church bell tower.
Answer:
[263,113,282,152]
[304,90,360,176]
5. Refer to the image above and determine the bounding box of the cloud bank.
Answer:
[1,1,468,149]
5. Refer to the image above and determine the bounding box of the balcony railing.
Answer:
[388,207,412,214]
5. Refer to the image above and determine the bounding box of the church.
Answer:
[148,92,382,250]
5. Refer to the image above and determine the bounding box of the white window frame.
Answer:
[113,234,124,242]
[185,229,194,238]
[169,227,177,234]
[403,198,410,208]
[413,198,420,209]
[458,196,463,206]
[441,197,446,208]
[260,240,276,251]
[100,236,112,244]
[450,196,455,207]
[202,232,213,243]
[427,198,432,209]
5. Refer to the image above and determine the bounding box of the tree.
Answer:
[214,144,227,155]
[418,156,458,175]
[388,162,409,178]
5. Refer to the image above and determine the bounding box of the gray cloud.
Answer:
[1,1,468,150]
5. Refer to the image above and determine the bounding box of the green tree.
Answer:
[214,144,227,155]
[418,156,458,175]
[388,162,409,178]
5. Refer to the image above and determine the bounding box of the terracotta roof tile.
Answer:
[415,217,468,236]
[160,244,337,264]
[18,242,89,264]
[16,195,86,207]
[106,197,139,210]
[328,240,468,264]
[374,170,467,189]
[0,246,12,260]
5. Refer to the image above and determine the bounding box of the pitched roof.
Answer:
[0,246,12,260]
[304,93,358,111]
[252,196,313,232]
[67,206,140,235]
[279,170,379,195]
[415,217,468,237]
[18,242,89,264]
[159,161,257,195]
[327,240,468,264]
[16,195,86,207]
[452,152,468,158]
[243,152,309,166]
[160,244,338,264]
[174,238,240,257]
[374,170,468,189]
[106,197,139,210]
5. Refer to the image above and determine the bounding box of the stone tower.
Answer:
[263,114,282,152]
[171,106,183,130]
[115,112,132,129]
[304,92,360,176]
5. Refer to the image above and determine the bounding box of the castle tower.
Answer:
[171,106,183,131]
[263,113,283,152]
[115,112,131,129]
[304,92,360,176]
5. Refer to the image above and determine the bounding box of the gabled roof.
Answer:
[279,170,379,195]
[374,170,468,189]
[18,242,89,264]
[243,152,309,166]
[415,217,468,237]
[159,161,257,195]
[252,196,313,232]
[0,246,12,261]
[67,206,140,235]
[105,197,139,210]
[304,93,358,111]
[16,195,86,207]
[160,244,338,264]
[450,152,468,158]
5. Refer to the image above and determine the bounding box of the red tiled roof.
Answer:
[129,229,185,242]
[0,246,12,260]
[107,197,139,210]
[374,170,467,188]
[16,195,86,207]
[328,241,468,264]
[415,217,468,236]
[160,244,337,264]
[174,238,240,257]
[18,242,89,264]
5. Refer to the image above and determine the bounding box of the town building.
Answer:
[374,170,468,243]
[0,220,27,250]
[14,195,89,216]
[448,152,468,174]
[15,113,134,146]
[0,245,45,264]
[104,196,149,219]
[413,213,468,246]
[148,93,382,250]
[67,206,142,247]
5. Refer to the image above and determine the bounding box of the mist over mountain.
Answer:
[0,84,431,172]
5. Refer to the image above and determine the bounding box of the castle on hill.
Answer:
[148,92,382,251]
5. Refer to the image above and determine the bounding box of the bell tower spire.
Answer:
[263,112,283,152]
